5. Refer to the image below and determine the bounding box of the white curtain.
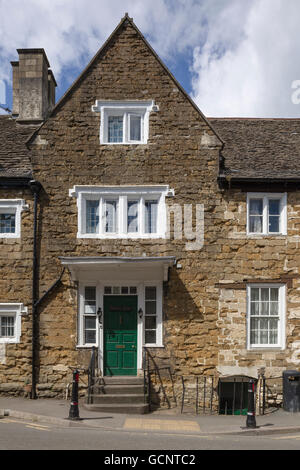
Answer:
[128,201,139,232]
[129,114,141,141]
[86,200,99,234]
[249,199,263,233]
[145,200,158,234]
[105,200,117,233]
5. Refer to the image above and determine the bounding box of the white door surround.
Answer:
[60,256,175,374]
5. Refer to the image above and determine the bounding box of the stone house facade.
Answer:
[1,15,300,411]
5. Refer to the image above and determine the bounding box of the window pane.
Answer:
[261,288,269,302]
[261,302,269,316]
[85,287,96,300]
[145,316,157,329]
[270,302,279,316]
[84,316,96,344]
[269,319,278,344]
[251,288,259,302]
[270,288,279,301]
[260,319,269,344]
[145,201,158,234]
[104,286,112,294]
[104,200,117,233]
[0,316,14,337]
[85,316,96,330]
[108,116,123,143]
[84,330,96,344]
[269,199,280,216]
[129,115,141,141]
[250,318,259,345]
[0,213,15,233]
[269,215,280,233]
[250,199,263,215]
[121,286,128,294]
[145,301,156,315]
[84,287,96,313]
[250,301,259,316]
[86,200,99,234]
[249,216,263,233]
[145,330,156,344]
[128,201,139,232]
[145,286,156,300]
[130,286,137,294]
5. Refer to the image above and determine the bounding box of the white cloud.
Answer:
[191,0,300,117]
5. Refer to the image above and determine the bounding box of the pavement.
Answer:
[1,397,300,437]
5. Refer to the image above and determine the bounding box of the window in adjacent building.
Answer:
[0,213,16,234]
[0,200,28,238]
[0,304,28,344]
[247,284,285,349]
[0,315,15,338]
[247,193,287,235]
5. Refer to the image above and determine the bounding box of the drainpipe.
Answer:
[29,180,41,399]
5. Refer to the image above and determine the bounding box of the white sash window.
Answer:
[247,284,285,349]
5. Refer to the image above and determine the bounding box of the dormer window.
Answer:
[91,100,158,145]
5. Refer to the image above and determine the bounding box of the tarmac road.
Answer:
[1,416,300,451]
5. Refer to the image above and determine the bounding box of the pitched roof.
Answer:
[27,14,223,146]
[0,115,35,178]
[210,117,300,180]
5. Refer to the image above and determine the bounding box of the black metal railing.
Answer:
[181,375,219,415]
[259,376,282,414]
[87,346,97,404]
[143,347,176,411]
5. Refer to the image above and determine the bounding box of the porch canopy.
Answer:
[59,256,176,282]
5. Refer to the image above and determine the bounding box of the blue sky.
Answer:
[1,0,300,117]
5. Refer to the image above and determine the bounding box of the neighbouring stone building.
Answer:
[1,14,300,413]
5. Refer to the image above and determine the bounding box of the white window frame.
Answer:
[0,200,28,238]
[247,193,287,236]
[91,100,158,145]
[246,284,286,350]
[69,185,172,239]
[78,285,98,348]
[144,282,163,348]
[0,303,28,344]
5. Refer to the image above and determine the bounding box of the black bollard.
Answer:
[68,369,80,420]
[246,379,257,428]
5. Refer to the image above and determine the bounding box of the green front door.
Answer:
[104,295,138,376]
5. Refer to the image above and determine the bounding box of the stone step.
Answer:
[90,384,145,395]
[98,376,144,386]
[83,403,149,414]
[88,393,145,404]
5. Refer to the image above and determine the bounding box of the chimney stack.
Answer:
[11,49,57,123]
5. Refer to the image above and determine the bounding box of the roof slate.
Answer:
[0,115,35,178]
[210,118,300,180]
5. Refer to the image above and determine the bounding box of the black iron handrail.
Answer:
[87,346,97,404]
[143,347,174,411]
